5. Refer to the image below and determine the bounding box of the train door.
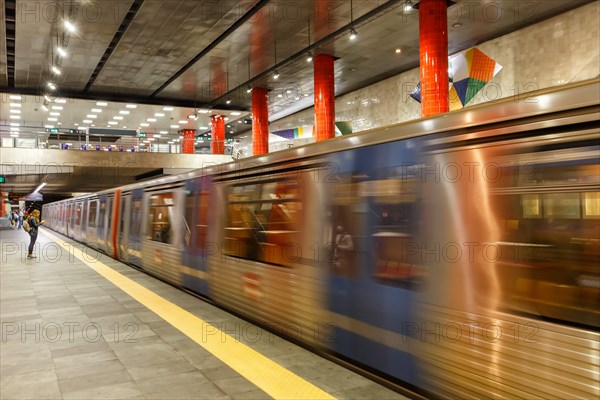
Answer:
[123,188,144,267]
[181,177,212,296]
[66,202,73,237]
[105,195,115,256]
[323,141,422,387]
[86,199,99,249]
[97,195,110,253]
[80,199,88,242]
[118,193,131,262]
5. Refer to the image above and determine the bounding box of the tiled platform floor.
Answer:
[0,227,408,400]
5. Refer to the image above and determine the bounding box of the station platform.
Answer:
[0,227,409,400]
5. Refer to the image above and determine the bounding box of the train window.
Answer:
[74,203,82,227]
[130,199,142,236]
[98,201,106,228]
[224,179,303,267]
[147,193,174,244]
[184,191,194,247]
[492,161,599,328]
[196,191,210,249]
[88,201,98,228]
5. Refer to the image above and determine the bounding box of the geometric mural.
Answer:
[411,47,503,111]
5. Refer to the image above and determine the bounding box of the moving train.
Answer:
[43,79,599,399]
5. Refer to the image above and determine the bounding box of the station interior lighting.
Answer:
[274,70,280,79]
[33,182,47,193]
[307,52,313,62]
[349,27,358,40]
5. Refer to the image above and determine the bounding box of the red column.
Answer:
[211,115,225,154]
[181,129,195,154]
[419,0,449,118]
[314,54,335,141]
[252,87,269,156]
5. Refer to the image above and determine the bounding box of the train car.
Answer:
[43,79,600,398]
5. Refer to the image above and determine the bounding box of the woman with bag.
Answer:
[26,210,45,259]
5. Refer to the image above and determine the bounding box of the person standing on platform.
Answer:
[26,210,45,259]
[18,210,24,230]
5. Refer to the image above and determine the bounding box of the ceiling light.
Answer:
[113,116,123,120]
[146,118,156,122]
[273,70,280,80]
[140,123,150,127]
[404,1,414,13]
[96,101,108,106]
[307,52,313,62]
[108,121,118,125]
[199,126,208,130]
[10,115,20,119]
[86,114,97,118]
[304,93,309,97]
[238,120,242,123]
[126,104,138,109]
[395,48,402,54]
[47,82,56,90]
[246,86,252,93]
[122,126,127,128]
[154,135,161,138]
[51,105,63,110]
[154,113,165,117]
[9,123,19,127]
[44,125,54,128]
[9,95,21,100]
[9,127,19,131]
[163,107,174,112]
[224,117,229,121]
[198,109,209,114]
[277,94,283,98]
[231,112,241,116]
[74,123,79,126]
[57,47,67,57]
[51,66,61,75]
[91,108,102,113]
[178,120,188,124]
[10,103,21,107]
[48,118,58,121]
[226,99,231,104]
[64,20,76,33]
[10,109,21,114]
[188,114,198,120]
[119,110,130,115]
[83,119,92,123]
[349,27,358,40]
[55,98,66,103]
[159,131,168,134]
[170,125,180,129]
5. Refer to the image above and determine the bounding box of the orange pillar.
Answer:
[314,54,335,141]
[211,115,225,154]
[181,129,195,154]
[252,87,269,156]
[0,192,4,217]
[419,0,449,117]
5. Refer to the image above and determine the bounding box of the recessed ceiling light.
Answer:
[126,104,138,109]
[51,105,63,110]
[108,121,118,125]
[91,108,102,113]
[154,135,161,138]
[86,114,97,118]
[224,117,229,121]
[178,120,188,124]
[230,112,241,116]
[113,116,124,120]
[51,66,61,75]
[50,112,60,116]
[159,131,168,134]
[9,95,21,100]
[9,103,21,107]
[140,123,150,127]
[74,123,79,126]
[48,118,58,121]
[10,109,21,114]
[9,123,19,127]
[170,125,180,129]
[395,48,402,54]
[277,94,283,98]
[147,118,157,122]
[55,98,67,103]
[199,126,208,130]
[57,47,67,57]
[198,109,209,114]
[122,126,127,128]
[119,110,130,115]
[154,113,165,117]
[83,119,93,123]
[96,101,108,106]
[64,20,76,32]
[44,125,54,128]
[10,115,20,119]
[163,107,174,111]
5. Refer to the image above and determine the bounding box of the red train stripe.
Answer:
[112,190,121,260]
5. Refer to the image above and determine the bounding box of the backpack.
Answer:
[23,219,31,233]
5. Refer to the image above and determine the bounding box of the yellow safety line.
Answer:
[42,229,336,400]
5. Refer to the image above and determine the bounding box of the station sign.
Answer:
[0,176,5,184]
[8,192,28,201]
[44,128,85,134]
[139,132,147,138]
